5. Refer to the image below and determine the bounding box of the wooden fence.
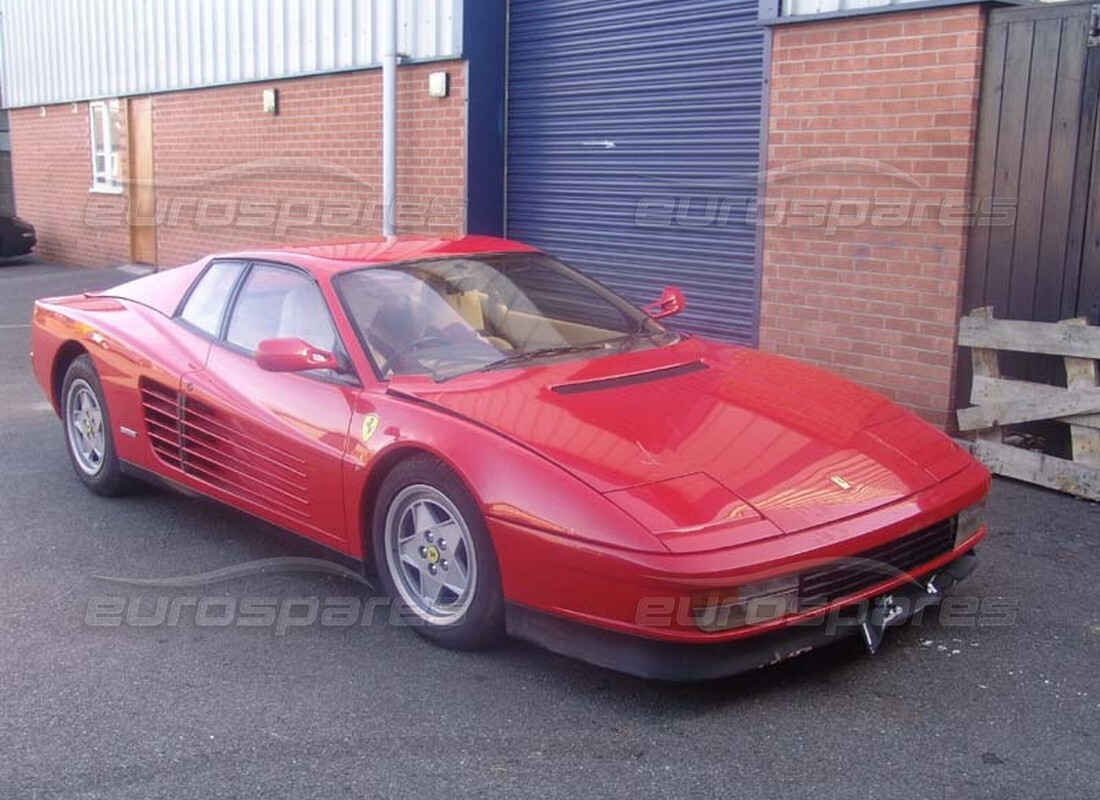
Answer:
[957,307,1100,501]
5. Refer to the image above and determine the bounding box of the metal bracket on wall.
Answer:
[1090,4,1100,47]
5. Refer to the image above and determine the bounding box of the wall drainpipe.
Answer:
[382,0,398,238]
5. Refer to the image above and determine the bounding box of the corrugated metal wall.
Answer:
[506,0,765,345]
[0,0,463,108]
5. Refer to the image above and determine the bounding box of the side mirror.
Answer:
[255,338,341,373]
[645,286,686,319]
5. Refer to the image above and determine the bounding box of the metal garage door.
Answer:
[506,0,765,344]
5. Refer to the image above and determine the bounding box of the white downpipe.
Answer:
[381,0,398,238]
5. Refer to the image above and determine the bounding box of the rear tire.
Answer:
[61,355,139,497]
[371,455,505,650]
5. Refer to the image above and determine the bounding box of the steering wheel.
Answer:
[378,331,453,374]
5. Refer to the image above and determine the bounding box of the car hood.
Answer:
[390,339,970,536]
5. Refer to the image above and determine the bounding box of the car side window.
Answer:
[225,264,339,355]
[178,260,246,337]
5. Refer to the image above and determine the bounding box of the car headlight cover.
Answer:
[691,575,800,633]
[955,500,986,548]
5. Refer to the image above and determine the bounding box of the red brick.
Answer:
[759,6,984,428]
[11,61,468,268]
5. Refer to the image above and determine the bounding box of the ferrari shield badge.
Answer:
[361,413,381,443]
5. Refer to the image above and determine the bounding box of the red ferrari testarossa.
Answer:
[32,236,989,680]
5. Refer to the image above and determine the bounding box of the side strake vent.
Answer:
[139,379,311,522]
[551,361,708,396]
[140,380,183,469]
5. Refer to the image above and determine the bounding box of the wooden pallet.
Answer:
[957,307,1100,501]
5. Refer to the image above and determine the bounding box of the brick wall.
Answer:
[152,61,467,266]
[10,102,131,267]
[9,60,467,269]
[760,6,986,428]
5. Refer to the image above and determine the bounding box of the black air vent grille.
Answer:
[138,378,311,521]
[799,517,958,608]
[551,361,708,395]
[140,380,183,469]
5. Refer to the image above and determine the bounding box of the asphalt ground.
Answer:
[1,259,1097,799]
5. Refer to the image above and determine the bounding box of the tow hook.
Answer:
[925,574,941,596]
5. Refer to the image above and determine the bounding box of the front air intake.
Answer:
[798,517,958,608]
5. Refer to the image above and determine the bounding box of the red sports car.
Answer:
[31,236,989,680]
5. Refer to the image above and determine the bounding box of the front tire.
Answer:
[61,355,138,497]
[372,455,504,650]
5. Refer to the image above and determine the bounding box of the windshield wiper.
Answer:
[432,342,612,382]
[474,341,614,373]
[616,320,654,347]
[612,317,673,352]
[437,323,673,382]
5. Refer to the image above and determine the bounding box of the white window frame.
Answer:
[89,99,122,194]
[782,0,926,16]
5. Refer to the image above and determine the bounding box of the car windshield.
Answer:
[335,252,677,380]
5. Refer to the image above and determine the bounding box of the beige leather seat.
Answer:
[443,290,486,330]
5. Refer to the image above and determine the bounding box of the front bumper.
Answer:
[490,458,989,644]
[2,228,36,257]
[506,550,978,681]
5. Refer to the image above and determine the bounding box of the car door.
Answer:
[179,262,358,549]
[130,260,247,472]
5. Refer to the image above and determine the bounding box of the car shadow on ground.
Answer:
[496,629,872,700]
[94,480,892,706]
[0,254,49,269]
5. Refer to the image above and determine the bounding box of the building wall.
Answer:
[759,6,986,428]
[151,60,467,266]
[10,102,132,266]
[0,151,14,216]
[0,0,464,108]
[0,104,14,215]
[9,60,467,268]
